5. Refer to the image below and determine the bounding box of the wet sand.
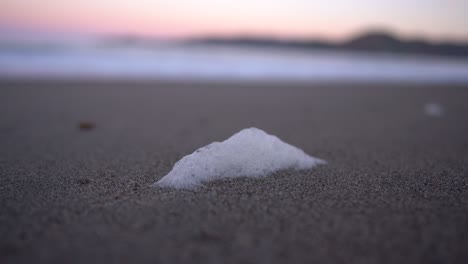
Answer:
[1,80,468,263]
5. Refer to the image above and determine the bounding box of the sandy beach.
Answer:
[1,80,467,264]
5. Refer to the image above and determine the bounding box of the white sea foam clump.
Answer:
[154,127,326,189]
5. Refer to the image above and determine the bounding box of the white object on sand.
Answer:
[154,127,326,189]
[424,103,443,117]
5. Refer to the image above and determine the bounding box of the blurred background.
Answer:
[1,0,468,82]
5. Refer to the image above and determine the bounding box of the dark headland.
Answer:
[188,30,468,58]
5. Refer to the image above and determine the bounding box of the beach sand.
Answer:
[1,80,467,263]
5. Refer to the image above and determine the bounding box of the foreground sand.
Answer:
[1,80,467,264]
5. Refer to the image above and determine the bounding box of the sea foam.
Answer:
[424,103,444,117]
[154,127,326,189]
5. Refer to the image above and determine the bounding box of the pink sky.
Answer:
[1,0,467,41]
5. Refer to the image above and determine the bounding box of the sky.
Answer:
[1,0,467,41]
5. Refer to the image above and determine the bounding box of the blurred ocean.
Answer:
[1,37,468,82]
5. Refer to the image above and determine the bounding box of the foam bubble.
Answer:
[424,103,443,117]
[154,127,326,189]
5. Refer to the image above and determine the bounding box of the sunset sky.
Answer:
[1,0,467,41]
